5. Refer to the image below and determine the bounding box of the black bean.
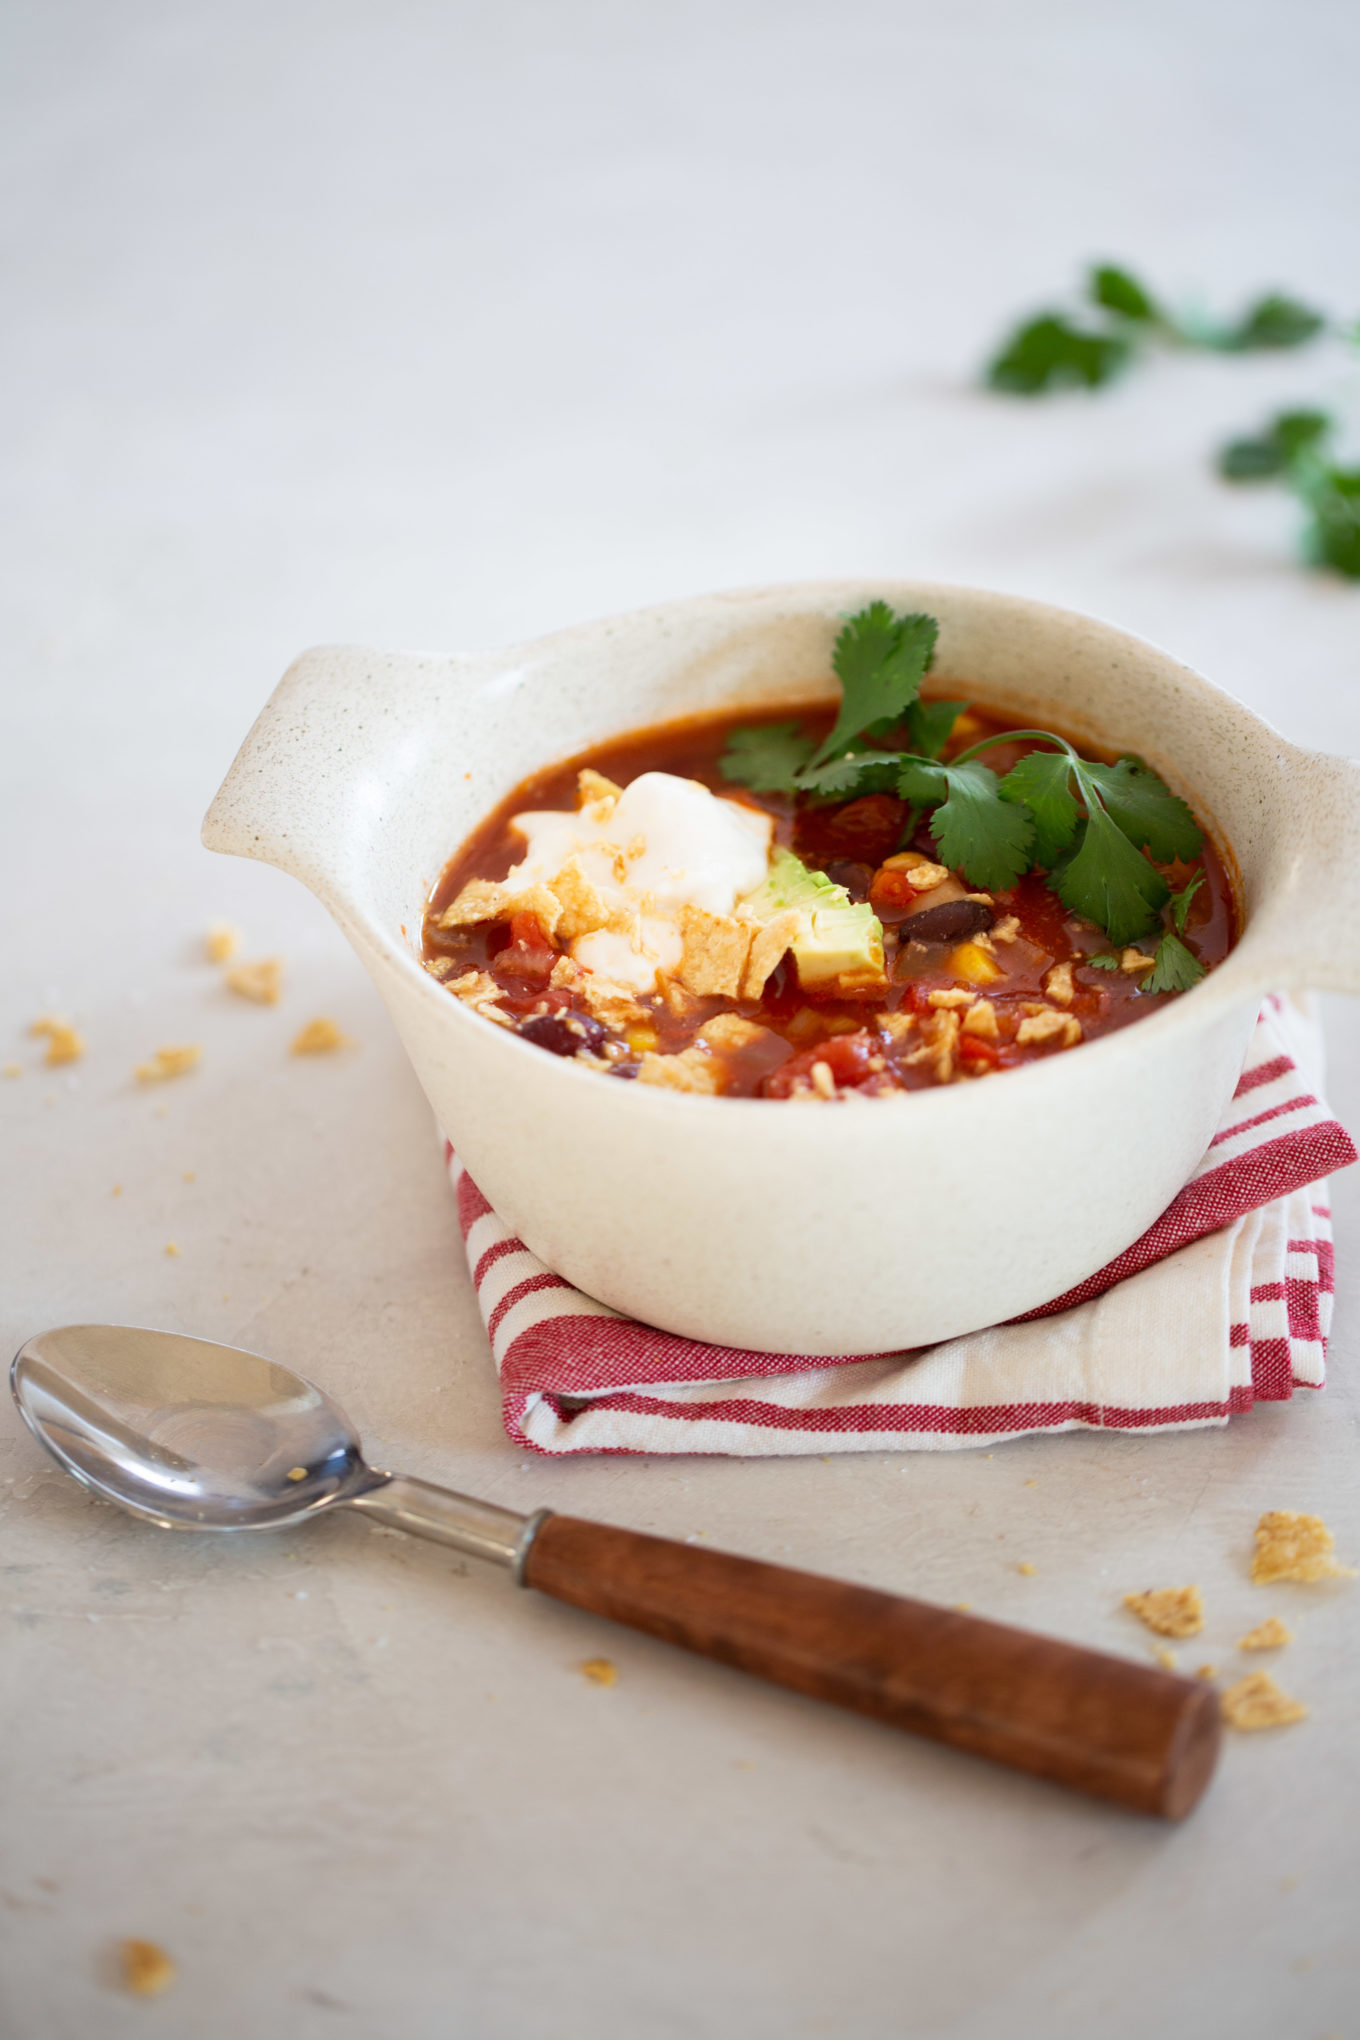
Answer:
[901,898,995,944]
[519,1011,607,1058]
[824,859,876,902]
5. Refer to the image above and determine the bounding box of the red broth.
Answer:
[422,701,1235,1099]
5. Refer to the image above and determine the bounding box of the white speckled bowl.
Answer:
[203,582,1360,1354]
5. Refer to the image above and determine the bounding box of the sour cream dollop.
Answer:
[506,772,773,990]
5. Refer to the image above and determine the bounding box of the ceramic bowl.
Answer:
[203,581,1360,1354]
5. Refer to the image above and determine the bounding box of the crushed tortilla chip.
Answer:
[636,1047,723,1095]
[225,957,283,1005]
[1250,1510,1354,1585]
[445,971,514,1027]
[1017,1562,1037,1577]
[1016,1008,1082,1050]
[1221,1671,1307,1731]
[699,1013,772,1051]
[290,1017,351,1056]
[1195,1665,1218,1681]
[135,1045,201,1083]
[1152,1646,1178,1671]
[1238,1616,1293,1651]
[30,1016,84,1066]
[1043,960,1075,1007]
[961,998,999,1040]
[674,906,752,999]
[120,1938,176,1996]
[740,909,801,999]
[577,768,622,808]
[579,1657,617,1687]
[906,1007,961,1083]
[164,1242,180,1258]
[1123,1585,1204,1638]
[205,921,240,963]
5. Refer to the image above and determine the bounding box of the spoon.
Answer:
[11,1324,1219,1818]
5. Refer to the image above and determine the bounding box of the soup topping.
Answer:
[423,605,1234,1100]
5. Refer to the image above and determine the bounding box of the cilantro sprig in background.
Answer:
[720,602,1207,969]
[986,261,1330,396]
[985,262,1358,581]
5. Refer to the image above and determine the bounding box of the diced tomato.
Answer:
[869,866,921,919]
[957,1034,1000,1069]
[796,794,907,865]
[493,911,557,986]
[762,1028,880,1098]
[897,979,937,1016]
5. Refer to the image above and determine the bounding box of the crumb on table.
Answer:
[1122,1585,1204,1638]
[1251,1510,1354,1585]
[1221,1670,1307,1731]
[1017,1562,1037,1577]
[30,1015,84,1065]
[205,921,240,963]
[1195,1664,1218,1681]
[1238,1615,1293,1651]
[1151,1645,1178,1671]
[290,1017,351,1055]
[579,1657,617,1686]
[135,1045,201,1084]
[225,956,283,1005]
[119,1939,175,1996]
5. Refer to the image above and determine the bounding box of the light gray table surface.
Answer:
[3,5,1357,2036]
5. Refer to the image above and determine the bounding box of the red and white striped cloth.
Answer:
[448,995,1355,1455]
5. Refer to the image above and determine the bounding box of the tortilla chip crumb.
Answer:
[225,957,283,1005]
[580,1657,617,1687]
[30,1016,84,1065]
[1123,1585,1204,1638]
[1152,1646,1178,1671]
[286,1466,308,1483]
[135,1045,201,1083]
[1195,1665,1218,1681]
[1017,1562,1037,1577]
[1238,1616,1293,1651]
[3,1062,21,1079]
[290,1018,350,1056]
[120,1938,175,1996]
[1251,1510,1355,1585]
[636,1047,723,1095]
[205,921,240,963]
[1221,1670,1307,1732]
[577,768,622,808]
[164,1242,180,1258]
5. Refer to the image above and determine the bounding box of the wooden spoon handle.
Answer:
[522,1515,1220,1818]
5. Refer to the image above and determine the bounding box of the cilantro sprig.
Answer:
[1219,408,1360,580]
[986,262,1329,395]
[984,263,1356,582]
[719,602,1208,956]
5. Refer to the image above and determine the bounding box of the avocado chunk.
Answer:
[742,848,886,993]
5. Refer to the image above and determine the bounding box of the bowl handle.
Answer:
[1244,748,1360,995]
[201,642,482,908]
[202,646,365,892]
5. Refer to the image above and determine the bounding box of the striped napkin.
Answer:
[448,995,1355,1455]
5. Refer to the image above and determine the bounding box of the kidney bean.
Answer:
[519,1011,607,1058]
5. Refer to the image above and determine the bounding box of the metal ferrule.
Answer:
[345,1474,550,1576]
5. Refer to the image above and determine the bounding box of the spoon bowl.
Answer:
[11,1324,375,1529]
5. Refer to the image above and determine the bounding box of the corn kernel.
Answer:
[626,1026,659,1054]
[949,941,1002,986]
